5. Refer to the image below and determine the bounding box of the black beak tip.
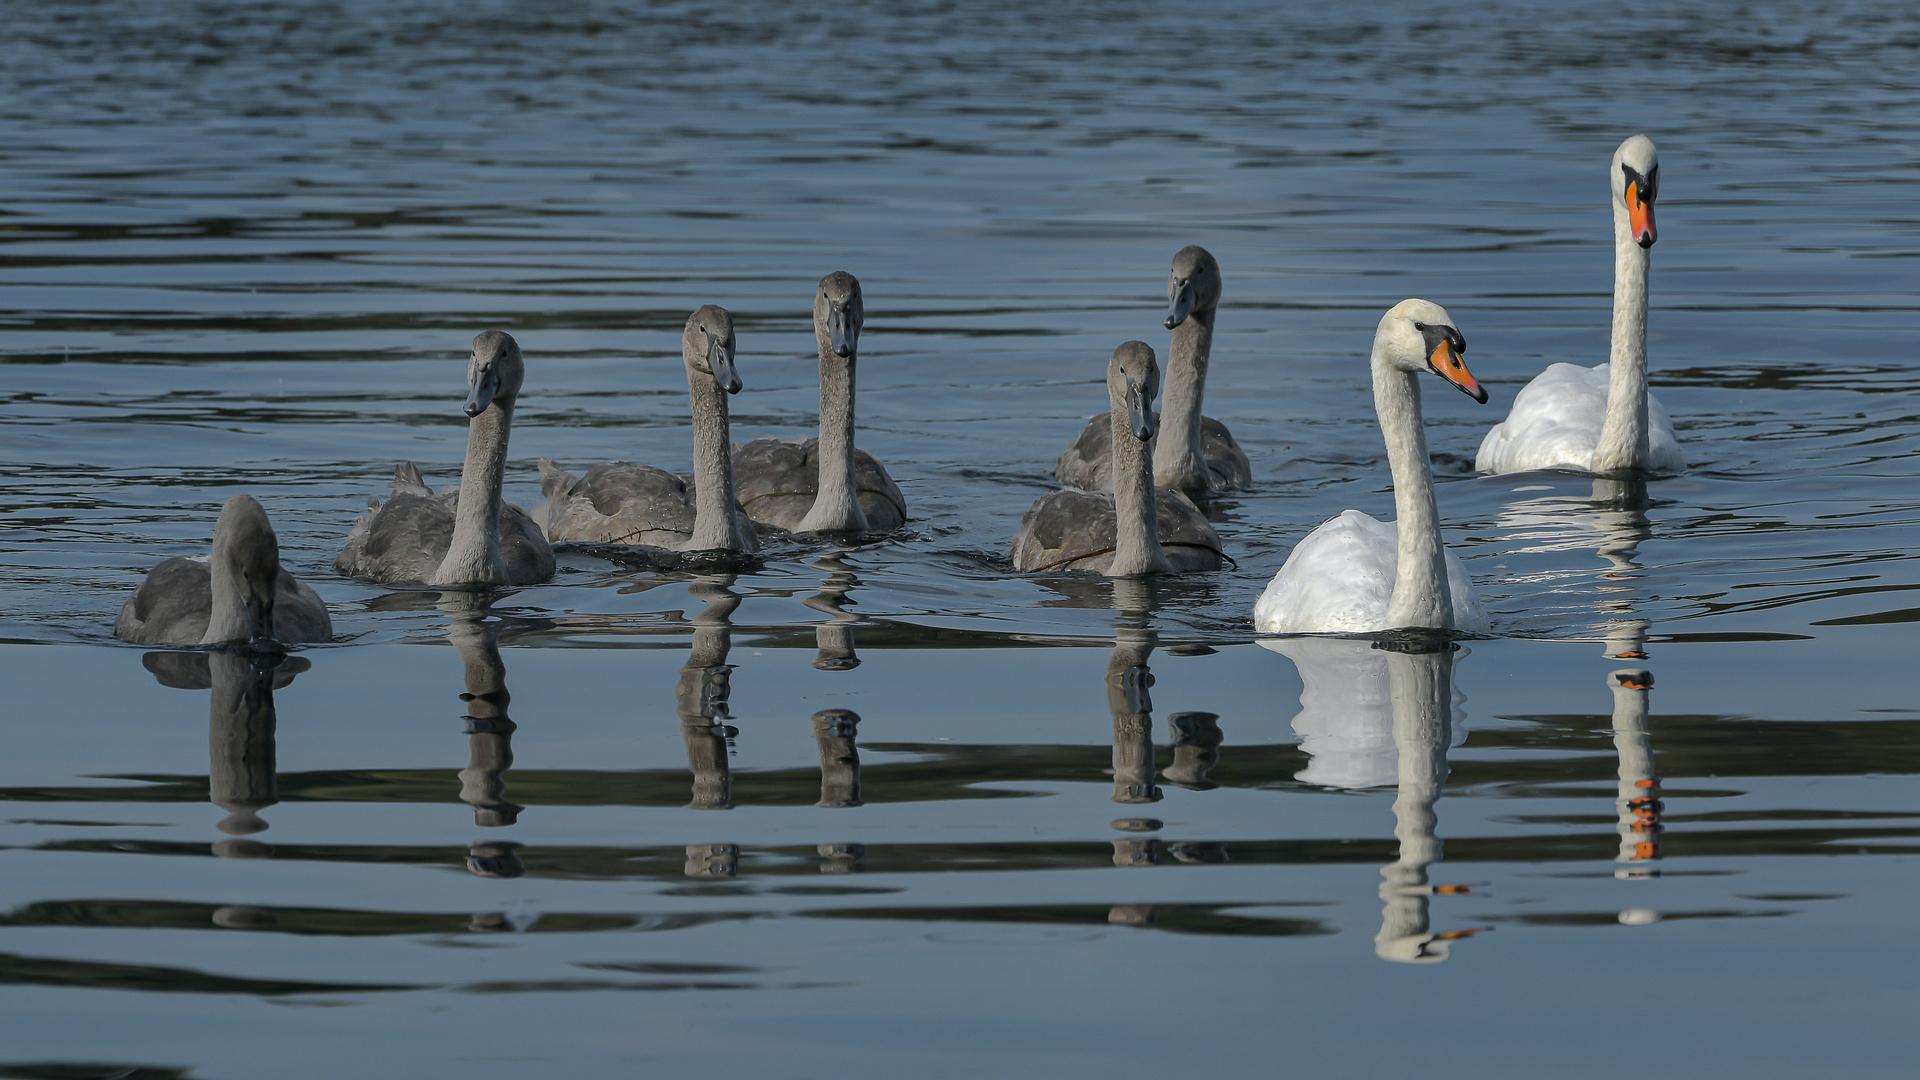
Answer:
[1471,386,1489,405]
[1163,315,1180,330]
[833,343,852,358]
[723,377,743,395]
[464,403,484,418]
[1637,234,1655,249]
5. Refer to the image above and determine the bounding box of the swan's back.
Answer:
[732,436,908,531]
[539,459,698,547]
[1476,362,1684,475]
[1053,413,1250,491]
[1254,509,1487,634]
[336,463,552,584]
[1010,486,1223,573]
[116,557,331,645]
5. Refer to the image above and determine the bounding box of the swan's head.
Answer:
[464,331,523,418]
[1376,299,1486,403]
[1610,668,1654,691]
[1612,134,1660,249]
[1108,340,1162,442]
[1164,245,1222,329]
[815,271,864,359]
[210,494,281,649]
[683,304,742,395]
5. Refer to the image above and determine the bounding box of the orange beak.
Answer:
[1429,339,1487,403]
[1621,679,1650,690]
[1628,182,1656,248]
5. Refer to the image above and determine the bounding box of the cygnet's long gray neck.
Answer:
[1154,307,1214,491]
[1373,351,1453,630]
[1109,387,1173,577]
[799,336,868,532]
[1594,200,1652,473]
[686,372,748,552]
[202,552,262,645]
[437,397,513,586]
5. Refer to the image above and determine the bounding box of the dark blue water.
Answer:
[4,2,1920,1076]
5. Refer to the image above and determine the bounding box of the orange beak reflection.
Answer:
[1629,182,1657,248]
[1429,339,1487,404]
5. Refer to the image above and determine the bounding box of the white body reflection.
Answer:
[1261,638,1468,791]
[1265,637,1480,962]
[1494,478,1655,658]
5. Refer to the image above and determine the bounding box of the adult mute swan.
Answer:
[336,331,555,587]
[539,306,758,554]
[1011,341,1224,575]
[1476,135,1683,476]
[117,494,333,646]
[1254,300,1490,633]
[733,272,908,533]
[1054,246,1252,493]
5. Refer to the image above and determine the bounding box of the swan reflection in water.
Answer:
[1498,478,1656,659]
[143,649,309,860]
[806,554,862,671]
[1608,668,1663,883]
[1264,634,1482,963]
[676,574,741,818]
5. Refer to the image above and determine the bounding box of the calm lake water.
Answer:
[5,1,1920,1076]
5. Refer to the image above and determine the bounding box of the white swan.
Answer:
[1476,135,1684,476]
[336,331,555,587]
[538,306,759,554]
[732,272,908,533]
[1011,341,1224,575]
[1254,300,1490,633]
[1054,245,1251,493]
[117,494,333,646]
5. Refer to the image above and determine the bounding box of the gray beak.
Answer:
[464,367,500,418]
[1126,377,1156,441]
[709,335,742,395]
[828,305,857,358]
[245,593,280,652]
[1164,280,1195,330]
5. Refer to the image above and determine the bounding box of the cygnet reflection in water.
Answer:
[142,648,308,860]
[805,554,862,671]
[1267,636,1483,962]
[676,575,742,813]
[437,593,547,841]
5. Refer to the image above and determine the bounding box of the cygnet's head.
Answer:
[1165,245,1222,329]
[683,304,742,395]
[1375,299,1487,404]
[1610,668,1654,692]
[815,271,864,359]
[210,494,280,647]
[1108,340,1162,442]
[1612,134,1660,249]
[464,330,524,418]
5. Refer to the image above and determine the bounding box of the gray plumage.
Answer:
[540,306,758,554]
[336,462,554,585]
[336,330,555,587]
[1013,341,1225,576]
[734,271,907,533]
[116,494,332,646]
[732,437,907,532]
[1054,246,1251,493]
[1009,486,1224,573]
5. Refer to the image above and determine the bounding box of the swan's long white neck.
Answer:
[436,398,513,586]
[686,372,749,551]
[1109,389,1173,577]
[799,337,868,532]
[1153,308,1214,490]
[1373,349,1453,630]
[1594,198,1652,473]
